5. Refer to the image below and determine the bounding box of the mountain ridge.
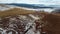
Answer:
[5,3,53,9]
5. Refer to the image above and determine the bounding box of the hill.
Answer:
[0,8,37,17]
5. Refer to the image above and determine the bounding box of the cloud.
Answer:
[0,0,14,3]
[0,0,60,5]
[15,0,40,4]
[0,0,40,4]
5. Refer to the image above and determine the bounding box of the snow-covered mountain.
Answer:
[0,4,55,13]
[0,4,40,11]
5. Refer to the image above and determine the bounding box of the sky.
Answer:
[0,0,60,5]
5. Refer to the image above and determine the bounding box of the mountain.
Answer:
[5,3,53,9]
[46,5,60,8]
[1,3,60,9]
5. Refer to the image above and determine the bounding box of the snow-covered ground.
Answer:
[0,14,41,34]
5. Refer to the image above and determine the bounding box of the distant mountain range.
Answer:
[5,3,55,9]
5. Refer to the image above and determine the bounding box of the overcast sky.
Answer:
[0,0,60,5]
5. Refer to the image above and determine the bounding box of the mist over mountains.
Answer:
[5,3,56,9]
[0,3,60,13]
[4,3,60,9]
